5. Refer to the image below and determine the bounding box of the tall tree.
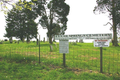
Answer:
[32,0,70,44]
[94,0,120,46]
[5,1,38,42]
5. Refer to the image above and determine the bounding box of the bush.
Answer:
[4,39,8,41]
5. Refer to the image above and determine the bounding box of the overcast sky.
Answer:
[0,0,112,42]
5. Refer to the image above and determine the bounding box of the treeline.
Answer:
[4,0,70,44]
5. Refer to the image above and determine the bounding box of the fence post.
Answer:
[39,35,40,64]
[63,53,66,67]
[100,47,103,73]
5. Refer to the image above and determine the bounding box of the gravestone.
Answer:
[18,41,19,44]
[40,40,43,42]
[55,43,57,48]
[72,42,77,45]
[15,41,17,43]
[47,37,49,42]
[53,37,56,42]
[76,40,78,43]
[43,37,45,42]
[118,38,120,43]
[79,39,83,43]
[50,45,53,52]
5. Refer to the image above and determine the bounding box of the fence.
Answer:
[0,40,120,76]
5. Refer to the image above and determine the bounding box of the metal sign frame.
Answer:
[94,40,110,47]
[55,33,112,40]
[59,39,69,53]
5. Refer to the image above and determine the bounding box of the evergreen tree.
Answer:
[5,1,38,42]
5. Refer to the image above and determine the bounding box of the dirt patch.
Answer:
[50,57,57,59]
[25,52,37,55]
[89,57,98,60]
[31,61,37,65]
[78,55,89,57]
[14,51,38,56]
[48,52,57,55]
[42,55,58,59]
[67,68,99,75]
[68,68,83,72]
[45,64,62,70]
[92,49,99,51]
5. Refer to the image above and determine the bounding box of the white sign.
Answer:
[55,33,112,40]
[59,39,69,53]
[94,40,110,47]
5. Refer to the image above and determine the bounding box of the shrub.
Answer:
[4,39,8,41]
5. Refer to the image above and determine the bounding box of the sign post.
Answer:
[59,39,69,67]
[39,35,40,64]
[94,40,110,73]
[100,47,103,73]
[63,53,66,67]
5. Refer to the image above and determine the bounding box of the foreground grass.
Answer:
[0,41,120,79]
[0,54,119,80]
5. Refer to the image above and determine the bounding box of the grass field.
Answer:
[0,41,120,80]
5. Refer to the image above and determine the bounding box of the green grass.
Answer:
[0,41,120,79]
[0,54,119,80]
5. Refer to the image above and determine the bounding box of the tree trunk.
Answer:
[22,38,24,42]
[49,32,53,44]
[37,38,38,45]
[112,24,118,46]
[43,37,45,42]
[48,8,53,44]
[112,0,119,46]
[27,35,30,43]
[9,37,13,43]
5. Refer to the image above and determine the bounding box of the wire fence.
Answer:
[0,40,120,76]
